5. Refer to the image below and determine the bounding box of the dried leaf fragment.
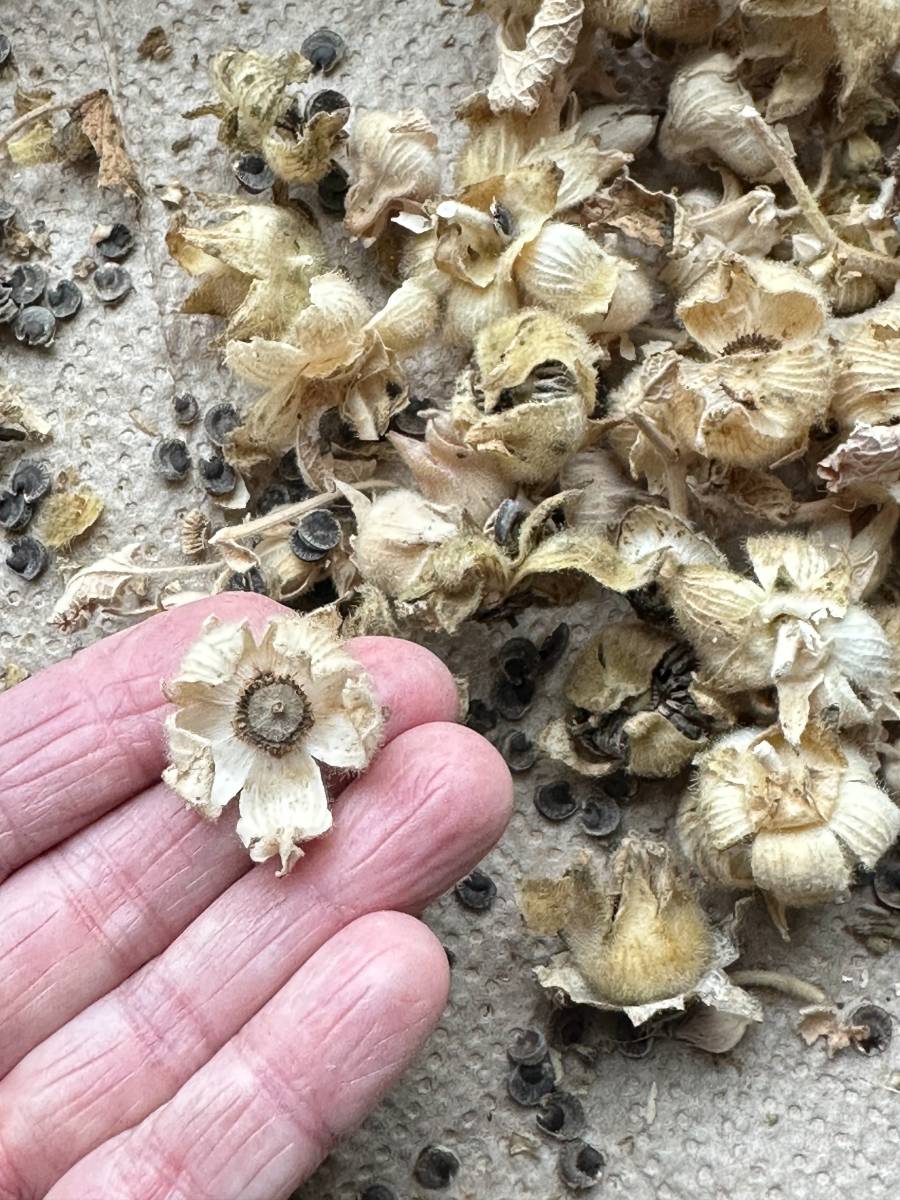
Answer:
[38,486,104,549]
[74,91,142,200]
[486,0,584,116]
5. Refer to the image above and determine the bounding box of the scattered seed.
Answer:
[580,794,621,838]
[874,855,900,910]
[850,1004,893,1055]
[13,306,55,347]
[536,1092,586,1141]
[301,27,345,74]
[92,264,132,303]
[152,438,192,481]
[507,1058,556,1106]
[204,402,240,447]
[94,222,134,259]
[9,263,47,306]
[360,1187,396,1200]
[443,943,457,968]
[503,729,537,773]
[558,1140,606,1191]
[538,622,570,673]
[0,490,32,532]
[597,771,637,801]
[535,780,577,822]
[465,699,497,734]
[173,392,199,426]
[454,868,497,911]
[46,279,82,319]
[412,1145,459,1190]
[507,1027,548,1066]
[492,497,523,546]
[225,567,267,594]
[233,152,275,194]
[626,580,672,624]
[199,454,237,496]
[0,33,11,68]
[10,459,51,503]
[305,88,349,121]
[613,1014,654,1058]
[498,636,540,685]
[290,509,341,561]
[255,483,292,514]
[548,1006,592,1050]
[5,535,48,581]
[493,676,535,721]
[390,394,431,438]
[317,162,350,214]
[278,448,304,481]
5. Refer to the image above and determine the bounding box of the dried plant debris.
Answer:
[797,1003,893,1057]
[519,840,762,1026]
[163,611,383,875]
[38,484,104,548]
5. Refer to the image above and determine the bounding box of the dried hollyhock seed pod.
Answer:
[173,392,199,426]
[317,162,349,214]
[290,509,341,561]
[412,1145,459,1190]
[152,438,191,481]
[13,306,55,347]
[559,1140,606,1190]
[536,1091,586,1141]
[94,222,134,260]
[535,780,577,822]
[6,535,48,581]
[305,88,350,121]
[46,279,82,320]
[0,489,32,532]
[232,152,275,194]
[301,27,345,74]
[204,402,240,447]
[503,730,537,773]
[199,454,238,496]
[92,264,132,303]
[10,459,50,503]
[849,1004,892,1056]
[343,108,439,240]
[508,1057,556,1106]
[9,263,46,306]
[507,1027,548,1066]
[455,868,497,911]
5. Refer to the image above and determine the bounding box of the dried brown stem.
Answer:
[0,99,72,152]
[729,969,827,1004]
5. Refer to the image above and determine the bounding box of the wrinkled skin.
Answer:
[0,594,512,1200]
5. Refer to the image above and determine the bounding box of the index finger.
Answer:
[0,595,458,883]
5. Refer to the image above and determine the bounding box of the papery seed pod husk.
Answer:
[343,109,441,240]
[342,484,459,597]
[201,48,311,149]
[514,222,653,334]
[388,419,512,525]
[262,107,348,183]
[659,53,779,182]
[519,841,762,1025]
[560,448,649,530]
[680,727,900,934]
[451,308,597,485]
[831,290,900,429]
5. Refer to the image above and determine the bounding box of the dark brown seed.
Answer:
[152,438,191,481]
[536,1091,586,1141]
[92,264,132,303]
[95,223,134,259]
[0,490,32,532]
[498,636,540,685]
[9,263,47,306]
[850,1004,893,1055]
[597,771,637,801]
[46,279,82,319]
[204,402,240,447]
[412,1145,459,1190]
[225,567,267,595]
[493,676,535,721]
[233,153,275,194]
[290,509,341,560]
[535,780,577,822]
[538,622,570,673]
[317,162,349,214]
[873,855,900,910]
[6,535,48,581]
[305,88,349,120]
[301,27,346,73]
[492,497,523,547]
[508,1058,556,1106]
[199,455,237,496]
[10,459,51,503]
[502,730,537,773]
[173,392,199,426]
[507,1027,548,1066]
[465,699,497,735]
[13,306,55,347]
[255,483,292,515]
[558,1140,606,1190]
[454,868,497,911]
[580,794,621,838]
[390,394,430,438]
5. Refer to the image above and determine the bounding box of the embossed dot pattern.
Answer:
[2,5,899,1199]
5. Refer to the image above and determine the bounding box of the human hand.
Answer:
[0,594,512,1199]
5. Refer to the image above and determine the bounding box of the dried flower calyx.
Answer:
[163,610,384,875]
[519,839,761,1025]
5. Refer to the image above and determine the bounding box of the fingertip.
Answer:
[350,636,461,737]
[340,911,451,1014]
[428,721,514,851]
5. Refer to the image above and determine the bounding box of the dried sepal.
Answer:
[831,290,900,430]
[343,109,440,240]
[818,423,900,495]
[484,0,584,117]
[388,420,512,526]
[519,841,761,1026]
[796,1005,872,1056]
[342,484,459,596]
[73,90,142,201]
[680,726,900,935]
[162,611,383,875]
[189,47,311,149]
[262,106,348,183]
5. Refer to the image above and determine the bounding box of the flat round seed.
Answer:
[507,1059,556,1106]
[873,854,900,910]
[278,448,304,480]
[538,622,570,672]
[492,497,523,546]
[493,676,535,721]
[317,164,349,214]
[255,483,292,515]
[204,401,240,446]
[305,88,349,120]
[536,1091,586,1141]
[0,286,16,324]
[580,795,621,838]
[301,27,346,73]
[498,636,540,685]
[13,305,55,346]
[199,455,237,496]
[225,567,267,594]
[233,152,275,194]
[454,868,497,912]
[535,780,577,822]
[559,1140,606,1190]
[94,222,134,259]
[412,1145,459,1190]
[46,279,82,319]
[152,438,191,481]
[9,263,47,306]
[295,508,341,552]
[507,1027,548,1066]
[173,392,199,426]
[0,490,33,532]
[6,535,48,581]
[10,459,51,503]
[502,729,537,773]
[92,264,132,303]
[0,34,12,68]
[390,394,430,438]
[850,1004,893,1055]
[465,699,497,734]
[597,771,637,801]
